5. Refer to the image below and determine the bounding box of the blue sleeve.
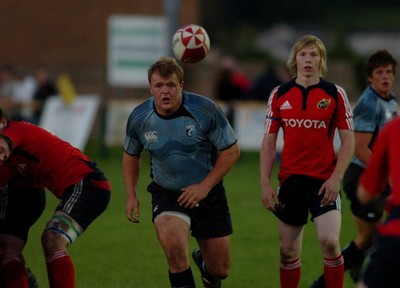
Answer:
[353,92,378,133]
[208,104,237,150]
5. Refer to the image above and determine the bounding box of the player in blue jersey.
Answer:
[311,50,398,287]
[123,57,240,288]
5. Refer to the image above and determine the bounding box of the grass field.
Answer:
[23,146,357,287]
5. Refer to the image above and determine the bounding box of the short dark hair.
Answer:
[367,50,397,77]
[147,57,184,84]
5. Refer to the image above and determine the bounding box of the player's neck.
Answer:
[295,74,320,89]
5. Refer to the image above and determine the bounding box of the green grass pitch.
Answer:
[23,147,357,287]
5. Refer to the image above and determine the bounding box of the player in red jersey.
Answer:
[260,35,354,288]
[311,50,398,288]
[356,117,400,288]
[0,109,111,288]
[0,164,44,288]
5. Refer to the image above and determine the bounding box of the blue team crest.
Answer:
[185,125,195,137]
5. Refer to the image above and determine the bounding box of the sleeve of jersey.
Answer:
[123,112,144,155]
[264,91,280,134]
[208,105,238,150]
[359,128,389,197]
[352,96,378,132]
[2,122,25,148]
[335,86,354,131]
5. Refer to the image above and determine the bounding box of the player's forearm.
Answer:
[354,131,373,165]
[332,130,354,180]
[122,153,141,199]
[260,134,277,187]
[201,143,240,190]
[354,146,372,166]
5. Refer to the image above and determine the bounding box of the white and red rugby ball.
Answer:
[172,24,210,63]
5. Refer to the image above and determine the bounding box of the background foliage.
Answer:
[201,0,400,50]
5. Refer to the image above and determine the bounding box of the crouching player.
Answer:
[0,109,111,288]
[0,167,45,288]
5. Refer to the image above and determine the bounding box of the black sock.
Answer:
[314,274,326,288]
[169,267,196,288]
[342,241,365,270]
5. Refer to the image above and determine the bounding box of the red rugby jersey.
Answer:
[360,117,400,236]
[2,121,93,197]
[0,164,18,188]
[264,79,353,183]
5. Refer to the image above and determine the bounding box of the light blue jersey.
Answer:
[351,85,398,168]
[124,91,237,191]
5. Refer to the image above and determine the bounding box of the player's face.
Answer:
[149,72,183,116]
[0,137,11,164]
[296,44,321,79]
[368,65,394,98]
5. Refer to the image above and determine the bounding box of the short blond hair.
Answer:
[286,35,327,78]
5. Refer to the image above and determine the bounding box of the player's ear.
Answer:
[0,133,13,152]
[0,109,9,130]
[0,118,7,130]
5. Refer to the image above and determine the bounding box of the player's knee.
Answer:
[279,245,299,261]
[41,230,66,253]
[42,214,78,254]
[43,212,83,247]
[215,268,229,280]
[214,272,229,280]
[208,263,230,280]
[0,235,25,255]
[357,233,375,250]
[319,237,340,257]
[164,245,190,271]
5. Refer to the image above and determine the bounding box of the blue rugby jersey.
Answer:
[351,85,398,168]
[124,91,237,191]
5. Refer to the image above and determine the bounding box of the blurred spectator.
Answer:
[1,65,39,122]
[215,57,251,101]
[215,56,251,126]
[11,68,37,122]
[0,64,17,115]
[32,66,58,124]
[248,63,283,102]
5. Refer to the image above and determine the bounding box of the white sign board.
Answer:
[39,95,101,151]
[105,99,144,146]
[233,104,275,151]
[107,15,168,87]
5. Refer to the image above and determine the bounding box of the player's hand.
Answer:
[319,176,340,206]
[261,184,279,212]
[178,183,209,209]
[125,195,140,223]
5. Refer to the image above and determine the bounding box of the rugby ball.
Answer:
[172,24,210,63]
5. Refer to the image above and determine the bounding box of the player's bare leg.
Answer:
[155,214,196,288]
